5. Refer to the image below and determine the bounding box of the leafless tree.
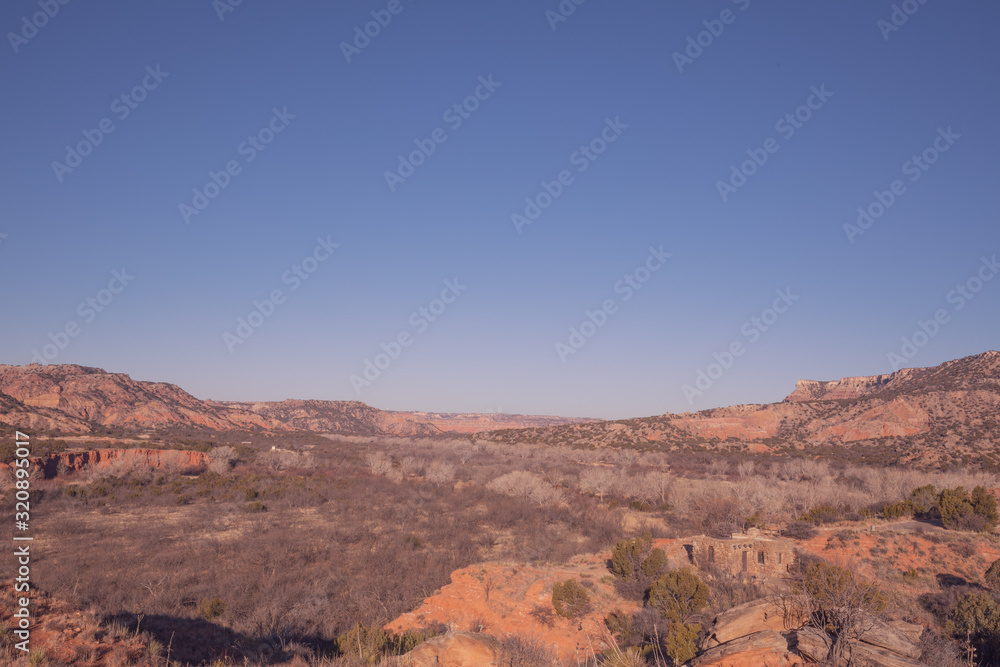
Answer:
[635,471,672,506]
[207,446,237,475]
[794,559,888,665]
[257,449,315,472]
[454,445,474,465]
[425,459,455,485]
[487,471,562,505]
[707,458,729,479]
[366,452,392,477]
[578,467,615,501]
[399,456,423,476]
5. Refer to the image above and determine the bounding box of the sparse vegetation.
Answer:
[14,419,1000,665]
[551,579,590,619]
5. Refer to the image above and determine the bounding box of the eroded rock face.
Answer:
[480,351,1000,464]
[386,550,648,663]
[0,448,209,478]
[0,364,287,433]
[700,594,927,667]
[405,631,499,667]
[795,627,832,662]
[702,597,808,649]
[691,630,801,667]
[794,623,926,667]
[785,375,896,402]
[860,618,925,660]
[0,363,598,437]
[846,640,926,667]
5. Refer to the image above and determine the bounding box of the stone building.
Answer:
[674,529,796,579]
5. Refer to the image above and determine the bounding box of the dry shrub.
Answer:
[257,449,315,471]
[208,446,238,474]
[487,471,562,505]
[578,467,616,500]
[498,633,555,667]
[781,521,818,540]
[425,460,455,485]
[366,452,393,476]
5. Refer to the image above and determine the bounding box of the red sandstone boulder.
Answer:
[691,629,801,666]
[702,597,808,649]
[405,631,499,666]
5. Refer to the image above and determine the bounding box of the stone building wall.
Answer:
[682,531,796,578]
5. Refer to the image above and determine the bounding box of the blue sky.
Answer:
[1,1,998,419]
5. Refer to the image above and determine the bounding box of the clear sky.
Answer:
[2,1,998,419]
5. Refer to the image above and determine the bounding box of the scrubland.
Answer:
[3,433,1000,665]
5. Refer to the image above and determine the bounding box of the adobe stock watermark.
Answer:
[29,268,135,364]
[223,236,339,353]
[682,288,799,404]
[545,0,588,31]
[384,75,502,192]
[511,116,628,234]
[887,253,997,370]
[672,0,751,73]
[349,278,468,394]
[51,65,170,183]
[213,0,246,22]
[716,85,834,202]
[555,246,671,363]
[844,126,960,244]
[0,233,8,247]
[7,0,72,54]
[179,107,295,224]
[878,0,930,41]
[340,0,415,64]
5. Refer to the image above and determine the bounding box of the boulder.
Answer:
[795,627,832,662]
[859,618,924,660]
[405,631,499,667]
[847,640,926,667]
[888,619,925,645]
[703,597,808,648]
[794,626,926,667]
[691,629,799,666]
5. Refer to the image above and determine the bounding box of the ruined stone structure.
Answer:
[681,530,796,579]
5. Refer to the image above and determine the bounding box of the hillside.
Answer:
[0,364,597,438]
[481,351,1000,468]
[0,364,287,434]
[221,399,600,436]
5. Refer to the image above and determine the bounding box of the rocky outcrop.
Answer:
[847,641,925,667]
[0,364,597,437]
[795,627,833,662]
[860,618,924,660]
[793,620,926,667]
[698,593,926,667]
[405,631,499,666]
[702,598,808,649]
[387,551,644,663]
[0,448,209,478]
[692,630,801,666]
[785,375,895,402]
[0,364,288,434]
[482,351,1000,465]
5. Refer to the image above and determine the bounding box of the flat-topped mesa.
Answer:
[785,374,895,402]
[784,351,1000,403]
